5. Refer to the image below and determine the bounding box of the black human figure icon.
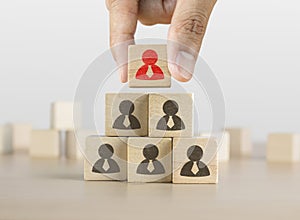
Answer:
[92,144,120,174]
[136,144,165,175]
[112,100,141,130]
[180,145,210,177]
[156,100,185,131]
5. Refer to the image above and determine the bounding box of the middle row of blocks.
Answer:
[105,93,193,137]
[84,136,218,183]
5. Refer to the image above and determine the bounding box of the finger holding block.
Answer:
[105,93,148,137]
[128,137,172,183]
[128,45,171,88]
[173,138,218,184]
[149,93,193,137]
[84,136,127,181]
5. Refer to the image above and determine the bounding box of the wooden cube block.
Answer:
[51,102,74,130]
[65,130,83,160]
[105,93,148,137]
[201,131,230,162]
[128,137,172,183]
[84,136,127,181]
[267,133,300,162]
[226,128,252,157]
[11,123,32,151]
[173,138,218,184]
[128,45,171,88]
[149,93,193,137]
[0,125,12,154]
[30,130,60,158]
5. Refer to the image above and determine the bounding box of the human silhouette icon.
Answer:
[136,144,165,175]
[180,145,210,177]
[156,100,185,131]
[92,144,120,174]
[113,100,141,130]
[135,49,164,80]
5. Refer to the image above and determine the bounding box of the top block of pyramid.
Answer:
[128,45,171,88]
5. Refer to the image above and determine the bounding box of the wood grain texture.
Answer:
[105,93,148,137]
[29,130,60,158]
[128,45,171,88]
[149,93,193,137]
[173,137,218,184]
[3,154,300,219]
[11,123,32,152]
[226,128,252,157]
[267,133,300,162]
[127,137,172,183]
[51,102,74,130]
[84,136,127,181]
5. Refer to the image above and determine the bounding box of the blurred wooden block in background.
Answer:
[267,133,300,162]
[127,137,172,183]
[30,130,60,158]
[128,45,171,88]
[105,93,148,137]
[226,128,252,157]
[84,136,127,181]
[149,93,193,138]
[51,102,74,130]
[173,137,218,184]
[201,131,230,162]
[66,130,83,160]
[0,124,12,154]
[11,123,32,152]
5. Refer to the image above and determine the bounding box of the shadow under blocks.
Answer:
[84,46,218,183]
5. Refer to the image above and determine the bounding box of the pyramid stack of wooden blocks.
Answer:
[84,45,218,183]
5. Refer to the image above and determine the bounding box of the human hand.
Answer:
[106,0,217,82]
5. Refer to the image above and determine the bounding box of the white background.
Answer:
[0,0,299,142]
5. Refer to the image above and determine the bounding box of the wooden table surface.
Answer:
[1,153,300,220]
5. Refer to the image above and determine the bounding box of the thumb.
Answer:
[167,0,217,82]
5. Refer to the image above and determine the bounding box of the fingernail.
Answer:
[176,51,196,79]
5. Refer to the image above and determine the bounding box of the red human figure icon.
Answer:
[135,50,164,80]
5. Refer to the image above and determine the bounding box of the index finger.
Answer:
[106,0,139,82]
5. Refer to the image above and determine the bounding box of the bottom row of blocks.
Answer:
[84,136,218,184]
